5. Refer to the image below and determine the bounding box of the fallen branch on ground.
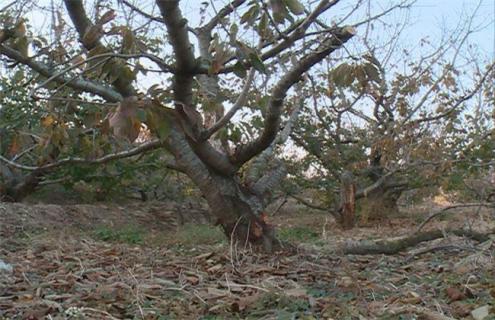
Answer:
[339,228,493,255]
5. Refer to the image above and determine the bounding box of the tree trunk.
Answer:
[338,171,356,229]
[202,174,279,252]
[0,166,41,202]
[359,187,402,223]
[166,129,280,252]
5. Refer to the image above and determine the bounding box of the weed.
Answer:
[277,226,320,243]
[93,225,144,244]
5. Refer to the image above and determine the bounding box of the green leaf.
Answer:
[122,27,135,53]
[248,53,267,74]
[283,0,305,15]
[145,110,170,140]
[240,5,260,25]
[156,121,170,140]
[233,61,247,78]
[270,0,289,23]
[229,23,238,43]
[258,13,269,38]
[136,109,146,122]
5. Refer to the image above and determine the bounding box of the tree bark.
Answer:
[164,127,279,252]
[204,175,279,252]
[358,186,402,223]
[0,167,41,202]
[339,171,356,229]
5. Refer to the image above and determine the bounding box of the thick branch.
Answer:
[64,0,135,97]
[0,44,122,102]
[233,26,355,165]
[0,28,14,44]
[247,84,305,192]
[355,171,395,199]
[156,0,196,106]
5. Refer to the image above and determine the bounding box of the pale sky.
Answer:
[406,0,494,55]
[20,0,494,57]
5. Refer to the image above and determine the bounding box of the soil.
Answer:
[0,201,494,319]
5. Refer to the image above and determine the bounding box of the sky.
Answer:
[406,0,494,56]
[7,0,495,99]
[20,0,494,57]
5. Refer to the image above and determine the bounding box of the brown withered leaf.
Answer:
[445,286,466,302]
[108,96,142,142]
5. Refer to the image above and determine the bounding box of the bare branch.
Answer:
[32,52,175,97]
[413,62,495,124]
[0,139,166,172]
[289,193,330,212]
[156,0,196,106]
[202,0,247,32]
[0,44,123,101]
[413,202,495,234]
[202,68,255,140]
[233,26,355,165]
[351,0,412,28]
[64,0,136,97]
[120,0,165,24]
[221,0,340,73]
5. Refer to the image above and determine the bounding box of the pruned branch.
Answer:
[339,228,493,255]
[232,26,355,165]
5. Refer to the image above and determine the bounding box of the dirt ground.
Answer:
[0,201,494,319]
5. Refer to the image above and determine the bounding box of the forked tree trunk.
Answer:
[167,130,280,252]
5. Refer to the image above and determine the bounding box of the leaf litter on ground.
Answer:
[0,204,494,319]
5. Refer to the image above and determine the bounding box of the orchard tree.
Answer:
[288,9,495,225]
[1,0,417,250]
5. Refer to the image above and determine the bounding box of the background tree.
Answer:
[287,6,495,225]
